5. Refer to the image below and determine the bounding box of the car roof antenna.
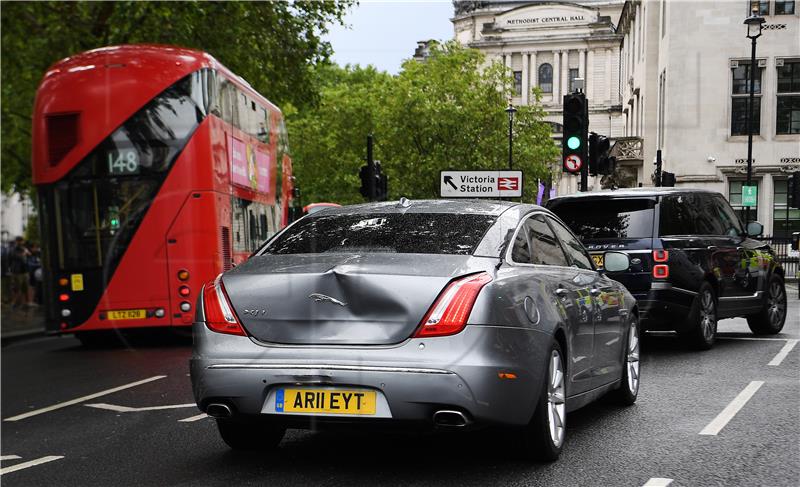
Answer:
[396,197,411,208]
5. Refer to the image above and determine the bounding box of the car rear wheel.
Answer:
[609,315,640,405]
[680,282,717,350]
[216,419,285,451]
[519,341,566,462]
[747,275,787,335]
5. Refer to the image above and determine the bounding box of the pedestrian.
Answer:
[26,243,42,306]
[9,237,29,308]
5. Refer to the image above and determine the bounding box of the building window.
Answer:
[775,1,795,13]
[568,68,579,93]
[777,60,800,134]
[538,63,553,93]
[731,62,762,136]
[750,1,770,15]
[773,179,800,238]
[729,180,759,223]
[513,71,522,97]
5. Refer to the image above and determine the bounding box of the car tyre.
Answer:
[217,419,285,451]
[680,282,717,350]
[519,340,566,462]
[609,315,640,406]
[747,274,787,335]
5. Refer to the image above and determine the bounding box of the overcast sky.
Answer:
[324,0,455,74]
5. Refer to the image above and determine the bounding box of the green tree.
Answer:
[289,42,558,204]
[0,0,353,193]
[286,63,392,205]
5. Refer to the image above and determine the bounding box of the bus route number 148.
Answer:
[108,150,140,176]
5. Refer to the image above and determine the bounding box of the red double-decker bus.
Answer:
[32,45,295,344]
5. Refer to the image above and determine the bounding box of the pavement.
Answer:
[0,289,798,486]
[0,303,46,344]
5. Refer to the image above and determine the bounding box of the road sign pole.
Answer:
[580,156,588,192]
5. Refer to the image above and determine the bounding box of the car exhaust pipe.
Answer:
[433,410,469,427]
[206,403,232,418]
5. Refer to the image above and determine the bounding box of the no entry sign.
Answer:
[564,154,582,173]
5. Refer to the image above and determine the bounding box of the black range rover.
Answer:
[547,188,787,349]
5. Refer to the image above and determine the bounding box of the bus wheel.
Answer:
[75,331,120,348]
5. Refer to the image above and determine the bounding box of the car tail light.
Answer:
[653,250,669,262]
[202,275,246,336]
[653,264,669,279]
[414,272,492,338]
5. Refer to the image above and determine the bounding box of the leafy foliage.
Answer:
[0,0,353,193]
[288,42,559,205]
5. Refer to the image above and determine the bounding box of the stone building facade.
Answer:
[618,0,800,237]
[453,0,627,195]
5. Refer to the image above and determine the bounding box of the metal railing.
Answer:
[757,236,799,281]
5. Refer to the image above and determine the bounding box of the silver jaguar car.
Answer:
[190,199,639,461]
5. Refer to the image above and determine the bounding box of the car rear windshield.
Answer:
[549,198,655,239]
[262,213,497,255]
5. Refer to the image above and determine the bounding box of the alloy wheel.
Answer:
[547,350,566,448]
[767,280,786,328]
[626,321,640,395]
[700,290,717,342]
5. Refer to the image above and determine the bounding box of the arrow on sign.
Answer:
[444,175,457,190]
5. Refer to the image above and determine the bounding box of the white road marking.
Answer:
[0,455,21,461]
[642,478,673,487]
[700,381,764,436]
[768,339,798,366]
[3,375,166,422]
[85,402,196,413]
[178,413,209,422]
[716,336,790,341]
[0,456,64,476]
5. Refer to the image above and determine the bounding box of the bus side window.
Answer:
[219,78,235,126]
[207,70,220,117]
[258,107,270,144]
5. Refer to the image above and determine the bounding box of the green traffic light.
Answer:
[567,136,581,150]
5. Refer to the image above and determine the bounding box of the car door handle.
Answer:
[555,288,569,297]
[590,288,601,296]
[707,246,717,251]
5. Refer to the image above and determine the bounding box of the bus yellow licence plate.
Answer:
[275,389,376,415]
[107,309,146,320]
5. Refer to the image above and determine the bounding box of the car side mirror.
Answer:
[603,251,630,272]
[746,221,763,237]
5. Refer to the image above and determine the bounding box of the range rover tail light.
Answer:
[414,272,492,338]
[202,275,246,336]
[652,250,669,278]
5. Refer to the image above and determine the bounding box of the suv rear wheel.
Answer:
[680,282,717,350]
[747,274,786,335]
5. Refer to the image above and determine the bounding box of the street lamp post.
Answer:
[743,9,765,224]
[506,99,517,170]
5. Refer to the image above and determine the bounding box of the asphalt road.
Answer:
[2,293,798,487]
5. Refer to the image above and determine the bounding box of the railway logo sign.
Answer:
[440,170,523,198]
[564,154,582,174]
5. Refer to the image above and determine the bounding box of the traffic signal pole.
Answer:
[367,134,376,201]
[655,149,662,187]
